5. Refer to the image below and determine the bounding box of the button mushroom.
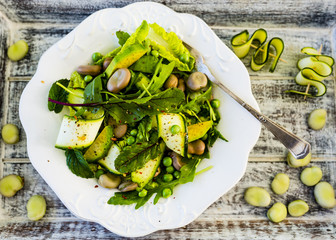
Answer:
[77,65,102,76]
[107,68,131,93]
[169,152,185,171]
[177,79,185,92]
[186,72,207,91]
[118,181,138,192]
[103,57,112,70]
[188,139,206,155]
[164,74,178,89]
[98,173,121,189]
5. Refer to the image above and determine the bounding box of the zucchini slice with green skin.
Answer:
[301,47,320,55]
[297,57,332,76]
[55,115,104,150]
[98,144,121,175]
[84,126,114,162]
[251,37,284,72]
[301,47,335,67]
[286,70,327,97]
[67,88,105,119]
[131,141,165,188]
[157,113,188,157]
[231,29,267,59]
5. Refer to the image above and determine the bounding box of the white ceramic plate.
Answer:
[19,2,261,237]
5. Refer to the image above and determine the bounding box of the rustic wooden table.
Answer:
[0,0,335,239]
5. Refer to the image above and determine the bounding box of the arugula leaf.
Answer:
[116,31,130,46]
[182,86,212,113]
[84,74,103,104]
[179,157,202,184]
[47,79,69,113]
[136,116,153,142]
[207,127,228,147]
[108,190,156,209]
[68,71,86,89]
[104,88,185,123]
[148,61,175,93]
[115,133,161,173]
[65,149,94,178]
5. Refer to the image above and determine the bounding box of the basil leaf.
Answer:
[65,149,94,178]
[47,79,69,113]
[115,133,161,173]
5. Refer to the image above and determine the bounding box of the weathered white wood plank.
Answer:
[1,0,335,28]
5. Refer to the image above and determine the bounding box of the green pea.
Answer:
[146,182,159,189]
[84,75,93,83]
[126,136,135,145]
[163,173,173,182]
[130,129,138,136]
[92,52,103,62]
[162,188,172,198]
[173,171,181,179]
[138,189,147,197]
[151,50,159,58]
[210,99,220,108]
[166,166,174,173]
[179,53,189,63]
[163,157,172,167]
[201,133,208,141]
[95,169,105,179]
[170,125,181,135]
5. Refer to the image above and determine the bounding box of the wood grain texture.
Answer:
[0,0,336,239]
[0,0,335,28]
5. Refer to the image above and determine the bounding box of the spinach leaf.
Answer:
[84,74,103,104]
[47,79,69,113]
[179,157,202,184]
[65,149,94,178]
[116,31,130,46]
[104,88,185,123]
[115,133,161,173]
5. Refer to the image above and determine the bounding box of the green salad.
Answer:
[48,20,226,209]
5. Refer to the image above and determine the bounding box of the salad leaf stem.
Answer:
[56,82,83,98]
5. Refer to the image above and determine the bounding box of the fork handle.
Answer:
[215,81,311,159]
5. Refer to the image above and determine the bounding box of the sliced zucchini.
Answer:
[290,70,327,97]
[297,57,332,76]
[131,141,165,188]
[187,120,213,142]
[231,29,267,59]
[251,37,284,72]
[316,55,335,67]
[67,88,104,119]
[55,115,104,150]
[301,47,320,55]
[84,126,114,162]
[157,113,187,156]
[98,144,121,175]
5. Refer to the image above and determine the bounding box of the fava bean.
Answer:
[0,174,24,197]
[107,68,131,93]
[118,181,138,192]
[7,40,29,61]
[169,151,184,171]
[308,109,327,130]
[188,139,205,155]
[271,173,290,195]
[26,195,46,221]
[244,187,271,207]
[164,74,178,89]
[98,173,121,189]
[300,166,322,186]
[1,123,20,144]
[287,152,311,168]
[177,79,185,92]
[77,65,101,76]
[314,182,336,209]
[267,202,287,223]
[103,57,112,70]
[288,200,309,217]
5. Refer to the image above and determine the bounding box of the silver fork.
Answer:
[185,42,311,159]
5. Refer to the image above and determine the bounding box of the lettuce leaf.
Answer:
[121,20,149,51]
[147,23,195,71]
[68,71,86,89]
